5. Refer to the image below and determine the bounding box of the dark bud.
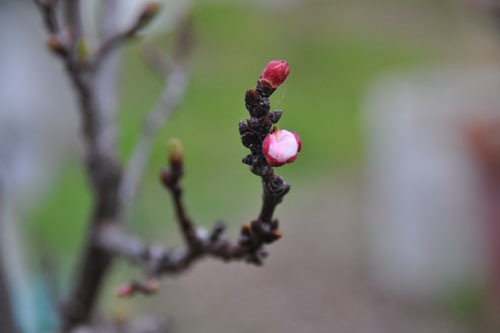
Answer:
[251,220,271,236]
[270,219,279,230]
[256,80,275,98]
[238,235,251,247]
[260,116,273,134]
[259,249,269,259]
[268,110,283,124]
[241,132,257,148]
[268,175,285,194]
[242,154,253,165]
[238,121,249,135]
[210,222,226,242]
[267,176,291,196]
[282,183,291,195]
[245,89,270,117]
[247,117,260,131]
[241,224,252,236]
[250,163,270,176]
[247,248,268,265]
[259,228,281,243]
[246,253,263,266]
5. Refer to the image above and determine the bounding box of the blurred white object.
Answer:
[363,66,500,301]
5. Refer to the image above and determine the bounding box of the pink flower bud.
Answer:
[259,60,290,89]
[116,283,134,298]
[262,129,301,167]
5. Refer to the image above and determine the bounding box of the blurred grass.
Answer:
[29,1,430,255]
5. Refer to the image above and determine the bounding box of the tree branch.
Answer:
[32,0,60,34]
[34,0,297,329]
[99,68,295,295]
[119,15,194,220]
[63,0,82,50]
[90,3,161,72]
[33,1,193,330]
[33,1,123,330]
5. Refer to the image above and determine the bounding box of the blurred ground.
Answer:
[122,175,470,333]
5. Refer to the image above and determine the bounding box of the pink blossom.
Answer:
[116,283,134,298]
[259,60,290,89]
[262,129,301,167]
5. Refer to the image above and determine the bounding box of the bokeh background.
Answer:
[2,0,500,332]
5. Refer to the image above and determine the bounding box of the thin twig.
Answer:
[90,3,160,71]
[98,158,286,286]
[63,0,82,40]
[119,15,194,220]
[119,62,191,218]
[61,0,83,62]
[32,0,60,34]
[140,44,173,79]
[101,129,289,291]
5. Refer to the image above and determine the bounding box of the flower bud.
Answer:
[259,60,290,89]
[116,283,134,298]
[262,129,301,167]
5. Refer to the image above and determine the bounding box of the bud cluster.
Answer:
[238,219,282,264]
[239,60,301,175]
[237,60,300,264]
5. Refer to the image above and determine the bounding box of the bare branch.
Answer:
[119,15,194,219]
[90,3,161,71]
[33,2,190,329]
[119,62,190,217]
[63,0,82,36]
[140,44,173,79]
[103,118,291,292]
[32,0,60,34]
[35,0,295,328]
[32,0,124,330]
